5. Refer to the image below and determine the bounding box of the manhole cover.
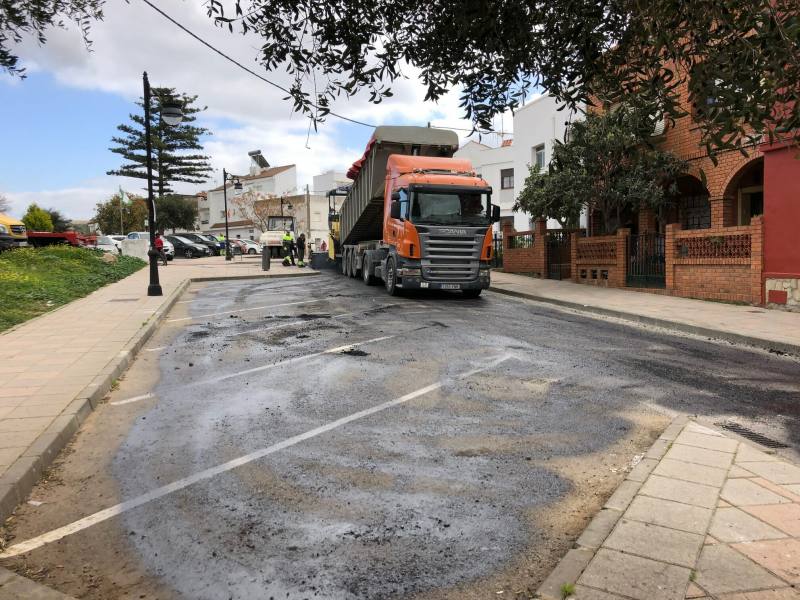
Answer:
[714,421,789,449]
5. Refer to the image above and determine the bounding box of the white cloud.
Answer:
[1,176,127,220]
[7,0,513,218]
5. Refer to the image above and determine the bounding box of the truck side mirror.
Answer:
[491,204,501,223]
[390,200,402,220]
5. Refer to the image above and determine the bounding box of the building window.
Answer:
[533,145,546,170]
[500,168,514,189]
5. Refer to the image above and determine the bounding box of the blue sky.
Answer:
[0,1,495,219]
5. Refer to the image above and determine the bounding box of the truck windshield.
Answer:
[268,216,294,231]
[411,191,490,227]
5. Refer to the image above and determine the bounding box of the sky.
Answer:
[0,1,514,220]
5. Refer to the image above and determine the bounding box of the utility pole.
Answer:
[305,184,311,244]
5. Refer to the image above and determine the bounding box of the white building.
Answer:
[454,139,522,231]
[312,170,350,195]
[511,94,585,229]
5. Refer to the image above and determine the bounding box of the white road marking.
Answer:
[144,346,167,352]
[109,393,155,406]
[110,335,395,404]
[166,299,322,323]
[0,354,512,558]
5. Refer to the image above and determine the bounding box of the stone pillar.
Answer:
[665,222,681,292]
[534,218,547,273]
[750,215,764,304]
[570,232,579,283]
[502,220,515,249]
[638,207,657,233]
[614,228,630,287]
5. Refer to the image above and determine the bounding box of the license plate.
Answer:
[440,283,461,290]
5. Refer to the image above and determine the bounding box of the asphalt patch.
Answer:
[340,348,369,356]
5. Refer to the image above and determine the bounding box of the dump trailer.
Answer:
[334,126,500,297]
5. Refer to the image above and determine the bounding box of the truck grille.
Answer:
[417,226,486,282]
[10,225,25,235]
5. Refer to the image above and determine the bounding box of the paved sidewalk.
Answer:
[0,256,316,520]
[537,418,800,600]
[490,273,800,355]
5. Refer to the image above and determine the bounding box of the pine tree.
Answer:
[107,88,213,196]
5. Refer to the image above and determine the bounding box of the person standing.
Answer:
[154,232,168,266]
[282,230,295,266]
[296,232,306,266]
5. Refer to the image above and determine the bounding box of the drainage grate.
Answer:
[714,421,789,449]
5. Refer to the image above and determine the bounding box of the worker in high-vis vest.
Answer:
[282,231,295,266]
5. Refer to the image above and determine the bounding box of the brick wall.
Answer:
[502,219,547,276]
[572,229,629,287]
[665,216,763,304]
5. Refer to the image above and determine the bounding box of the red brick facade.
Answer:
[502,219,547,277]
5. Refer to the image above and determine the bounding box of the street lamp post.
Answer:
[221,169,242,261]
[142,71,183,296]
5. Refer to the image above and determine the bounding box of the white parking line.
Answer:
[110,335,395,405]
[144,346,167,352]
[109,393,155,406]
[0,353,512,559]
[166,299,322,323]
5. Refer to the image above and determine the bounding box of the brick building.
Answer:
[502,81,799,310]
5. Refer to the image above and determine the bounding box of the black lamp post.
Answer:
[280,195,293,217]
[221,169,243,261]
[143,71,182,296]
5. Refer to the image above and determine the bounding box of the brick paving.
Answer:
[490,272,800,354]
[0,256,315,519]
[539,419,800,600]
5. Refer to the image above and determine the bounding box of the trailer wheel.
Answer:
[384,257,401,296]
[362,253,378,285]
[350,251,360,278]
[341,248,349,276]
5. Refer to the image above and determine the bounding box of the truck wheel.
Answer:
[342,249,349,276]
[350,251,360,279]
[362,255,377,285]
[384,257,401,296]
[462,289,482,299]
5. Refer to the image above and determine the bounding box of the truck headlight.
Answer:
[0,224,7,234]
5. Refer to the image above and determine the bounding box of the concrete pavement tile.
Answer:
[537,548,594,600]
[646,438,672,460]
[729,466,757,478]
[653,459,728,487]
[743,503,800,536]
[741,462,800,486]
[627,457,659,482]
[732,538,800,584]
[786,485,800,495]
[572,585,629,599]
[0,448,25,467]
[576,509,623,550]
[624,495,713,534]
[695,544,784,595]
[0,416,55,433]
[5,403,70,418]
[603,519,704,567]
[719,589,800,599]
[720,479,791,506]
[640,475,720,509]
[685,582,708,598]
[0,398,25,409]
[685,423,725,437]
[579,548,690,600]
[0,429,41,448]
[708,507,788,542]
[719,500,732,507]
[748,478,800,502]
[675,431,739,454]
[665,444,734,469]
[0,387,43,398]
[737,445,780,463]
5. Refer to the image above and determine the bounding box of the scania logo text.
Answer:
[439,228,468,236]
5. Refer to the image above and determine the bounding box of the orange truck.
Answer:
[333,126,499,297]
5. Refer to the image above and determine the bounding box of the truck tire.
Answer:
[351,251,360,279]
[341,248,349,276]
[362,253,378,285]
[462,289,482,298]
[384,257,401,296]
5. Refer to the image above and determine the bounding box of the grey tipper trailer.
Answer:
[339,126,460,247]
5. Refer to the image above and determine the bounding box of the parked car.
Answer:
[239,239,261,255]
[96,235,121,254]
[126,231,175,260]
[0,213,27,248]
[177,232,221,256]
[203,234,226,252]
[165,235,211,258]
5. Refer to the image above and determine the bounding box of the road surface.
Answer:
[2,273,799,599]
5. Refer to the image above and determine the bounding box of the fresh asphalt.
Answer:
[2,272,799,599]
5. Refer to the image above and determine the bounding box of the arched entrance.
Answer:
[723,158,764,226]
[663,175,711,230]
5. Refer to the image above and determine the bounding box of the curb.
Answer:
[0,271,320,524]
[0,566,77,599]
[534,415,689,600]
[489,286,800,357]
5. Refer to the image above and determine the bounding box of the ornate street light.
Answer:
[221,169,243,261]
[143,72,183,296]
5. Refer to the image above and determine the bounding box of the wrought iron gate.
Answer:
[546,230,571,280]
[492,233,503,268]
[627,232,665,288]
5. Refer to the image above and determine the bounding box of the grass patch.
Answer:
[0,246,146,332]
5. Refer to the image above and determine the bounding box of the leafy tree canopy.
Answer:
[155,195,198,233]
[209,0,799,154]
[92,192,149,235]
[514,107,687,235]
[0,0,103,76]
[107,87,213,196]
[0,193,10,213]
[22,203,54,232]
[46,208,72,232]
